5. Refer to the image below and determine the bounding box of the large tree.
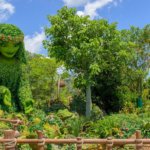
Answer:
[44,6,132,117]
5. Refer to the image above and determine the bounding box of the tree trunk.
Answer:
[86,83,92,117]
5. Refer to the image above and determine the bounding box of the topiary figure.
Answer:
[0,24,34,114]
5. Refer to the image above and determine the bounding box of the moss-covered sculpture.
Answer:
[0,24,34,113]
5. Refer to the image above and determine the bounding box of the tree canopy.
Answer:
[44,6,135,116]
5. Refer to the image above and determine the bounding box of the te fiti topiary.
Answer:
[0,24,34,114]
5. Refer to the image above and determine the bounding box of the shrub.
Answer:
[91,114,142,138]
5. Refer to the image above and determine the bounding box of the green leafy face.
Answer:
[0,42,19,58]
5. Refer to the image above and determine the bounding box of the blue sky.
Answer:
[0,0,150,54]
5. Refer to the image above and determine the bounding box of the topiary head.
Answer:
[0,24,26,63]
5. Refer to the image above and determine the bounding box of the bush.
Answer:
[57,109,74,120]
[91,104,104,121]
[90,114,150,138]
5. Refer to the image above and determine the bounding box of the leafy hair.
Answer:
[0,24,27,63]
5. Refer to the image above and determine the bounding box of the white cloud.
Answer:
[80,0,114,19]
[62,0,123,19]
[0,0,15,22]
[63,0,88,7]
[24,30,46,54]
[76,11,85,17]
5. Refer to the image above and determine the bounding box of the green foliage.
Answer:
[142,88,150,101]
[0,86,11,107]
[91,104,103,121]
[1,108,150,150]
[48,101,67,112]
[57,109,74,120]
[28,53,74,112]
[28,54,58,110]
[69,91,86,115]
[47,114,63,127]
[124,25,150,97]
[0,24,26,63]
[0,24,33,113]
[0,57,21,109]
[141,121,150,137]
[91,24,150,113]
[44,6,138,116]
[65,117,84,137]
[89,113,150,138]
[0,24,23,41]
[0,122,10,136]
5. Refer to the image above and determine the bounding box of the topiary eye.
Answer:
[14,42,19,47]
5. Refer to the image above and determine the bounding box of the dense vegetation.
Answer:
[0,6,150,150]
[44,6,150,115]
[0,24,34,114]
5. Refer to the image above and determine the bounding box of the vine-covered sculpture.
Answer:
[0,24,34,113]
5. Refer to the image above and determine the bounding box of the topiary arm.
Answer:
[18,64,34,114]
[0,86,12,107]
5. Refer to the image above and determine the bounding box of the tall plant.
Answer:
[44,6,132,117]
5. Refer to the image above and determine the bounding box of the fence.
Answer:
[0,118,150,150]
